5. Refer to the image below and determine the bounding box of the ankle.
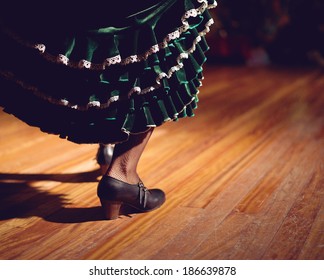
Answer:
[105,170,140,185]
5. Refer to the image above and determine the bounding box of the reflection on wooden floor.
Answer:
[0,66,323,260]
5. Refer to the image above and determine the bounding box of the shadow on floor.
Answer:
[0,170,140,223]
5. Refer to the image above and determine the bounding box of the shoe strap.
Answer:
[138,181,148,208]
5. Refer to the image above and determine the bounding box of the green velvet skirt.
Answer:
[0,0,217,144]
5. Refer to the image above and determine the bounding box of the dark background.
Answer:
[206,0,324,67]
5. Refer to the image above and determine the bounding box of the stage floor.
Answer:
[0,65,323,259]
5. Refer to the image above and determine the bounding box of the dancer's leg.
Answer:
[97,128,165,219]
[104,128,154,184]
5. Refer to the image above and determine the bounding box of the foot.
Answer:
[97,176,166,219]
[96,144,114,174]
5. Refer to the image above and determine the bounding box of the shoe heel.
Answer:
[99,164,109,175]
[100,199,122,220]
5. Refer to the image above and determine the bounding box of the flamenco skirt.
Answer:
[0,0,217,144]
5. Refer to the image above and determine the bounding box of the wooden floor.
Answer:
[0,65,323,260]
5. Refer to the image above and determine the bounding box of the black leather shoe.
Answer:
[97,176,166,220]
[96,144,114,174]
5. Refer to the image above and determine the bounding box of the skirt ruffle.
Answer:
[0,0,217,144]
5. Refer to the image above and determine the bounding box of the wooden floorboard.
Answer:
[0,66,323,259]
